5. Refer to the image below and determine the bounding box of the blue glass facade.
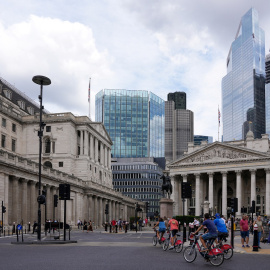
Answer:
[194,135,213,145]
[266,54,270,134]
[95,89,164,158]
[222,8,265,141]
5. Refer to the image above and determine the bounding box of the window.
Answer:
[11,139,16,152]
[1,135,6,148]
[2,118,6,128]
[18,100,25,110]
[44,161,53,168]
[27,107,34,115]
[44,138,51,153]
[12,123,16,132]
[90,164,92,170]
[59,162,63,167]
[46,126,51,132]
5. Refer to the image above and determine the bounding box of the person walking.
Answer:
[253,216,264,248]
[240,215,250,247]
[138,218,143,231]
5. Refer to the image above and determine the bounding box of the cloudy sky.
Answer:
[0,0,269,141]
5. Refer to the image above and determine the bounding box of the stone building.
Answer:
[168,132,270,218]
[0,77,138,227]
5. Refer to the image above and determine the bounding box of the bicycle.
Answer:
[152,229,167,246]
[163,231,183,253]
[215,233,233,260]
[183,233,224,266]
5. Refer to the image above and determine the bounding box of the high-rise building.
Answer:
[265,54,270,134]
[95,89,164,158]
[194,135,213,146]
[167,92,186,110]
[222,8,265,141]
[165,93,194,162]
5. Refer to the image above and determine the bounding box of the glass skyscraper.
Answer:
[266,54,270,134]
[95,89,164,158]
[222,8,265,141]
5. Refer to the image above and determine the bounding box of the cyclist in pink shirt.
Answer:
[167,218,179,249]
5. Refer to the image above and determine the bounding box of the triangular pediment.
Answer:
[90,122,113,145]
[168,142,270,167]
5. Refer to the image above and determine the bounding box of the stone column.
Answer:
[112,201,116,220]
[208,172,214,210]
[182,174,188,215]
[250,169,256,204]
[108,200,112,222]
[99,197,103,226]
[195,174,201,216]
[94,196,98,227]
[85,131,89,156]
[95,138,99,162]
[12,177,19,223]
[170,176,178,216]
[80,130,83,155]
[222,172,227,217]
[2,173,9,226]
[89,195,93,222]
[90,134,94,160]
[236,170,242,217]
[30,181,37,223]
[21,179,28,224]
[104,147,108,168]
[265,169,270,216]
[100,144,104,166]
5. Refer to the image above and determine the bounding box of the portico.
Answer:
[168,135,270,218]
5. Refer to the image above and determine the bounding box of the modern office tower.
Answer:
[95,89,164,158]
[112,157,165,217]
[194,135,213,146]
[167,92,186,109]
[222,8,265,141]
[165,97,194,162]
[266,54,270,134]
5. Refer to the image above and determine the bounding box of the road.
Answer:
[0,230,269,270]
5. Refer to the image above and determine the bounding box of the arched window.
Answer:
[44,161,52,168]
[45,138,51,153]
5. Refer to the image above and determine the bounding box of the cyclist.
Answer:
[193,213,217,252]
[166,217,179,250]
[153,217,166,242]
[214,213,228,246]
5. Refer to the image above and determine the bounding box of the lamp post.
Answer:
[32,75,51,241]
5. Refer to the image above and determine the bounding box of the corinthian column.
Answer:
[208,172,214,210]
[222,172,227,217]
[250,169,256,204]
[236,170,242,217]
[195,174,201,216]
[265,168,270,216]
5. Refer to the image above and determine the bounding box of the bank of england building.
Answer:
[0,77,138,227]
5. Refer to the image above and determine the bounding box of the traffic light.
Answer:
[251,200,256,213]
[182,182,192,199]
[2,205,6,213]
[59,184,70,200]
[105,204,109,215]
[136,203,142,212]
[145,202,149,213]
[37,194,46,204]
[54,194,58,207]
[230,198,238,213]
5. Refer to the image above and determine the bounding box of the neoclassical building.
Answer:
[0,77,138,227]
[168,131,270,218]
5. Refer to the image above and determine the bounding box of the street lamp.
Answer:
[32,75,51,241]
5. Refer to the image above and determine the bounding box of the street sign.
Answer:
[17,224,22,230]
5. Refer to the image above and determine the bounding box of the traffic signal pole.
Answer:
[1,201,3,233]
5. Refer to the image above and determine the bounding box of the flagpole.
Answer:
[218,105,220,142]
[88,78,91,121]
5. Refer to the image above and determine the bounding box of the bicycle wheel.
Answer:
[163,239,169,251]
[175,243,183,253]
[209,254,224,266]
[183,246,197,263]
[152,236,157,246]
[223,248,233,260]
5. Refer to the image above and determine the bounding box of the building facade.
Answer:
[168,132,270,218]
[112,157,165,217]
[194,135,213,146]
[0,77,138,227]
[165,98,194,162]
[222,8,265,141]
[266,54,270,135]
[95,89,165,158]
[167,92,186,110]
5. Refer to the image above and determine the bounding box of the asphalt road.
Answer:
[0,230,269,270]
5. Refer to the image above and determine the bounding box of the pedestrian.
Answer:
[77,219,81,229]
[240,215,250,247]
[253,216,264,248]
[118,219,122,231]
[267,220,270,244]
[111,219,116,232]
[145,218,148,227]
[32,221,38,234]
[138,218,143,231]
[87,220,93,232]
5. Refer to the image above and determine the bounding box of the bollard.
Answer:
[12,223,15,234]
[125,224,127,233]
[183,223,187,243]
[253,223,258,252]
[178,221,181,232]
[28,222,31,232]
[115,225,118,233]
[105,223,107,232]
[190,223,194,245]
[109,224,112,233]
[4,228,5,237]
